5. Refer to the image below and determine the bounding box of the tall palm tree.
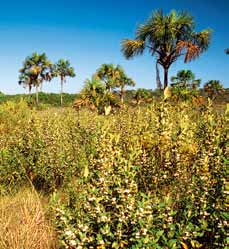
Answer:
[19,52,52,104]
[121,10,211,89]
[171,69,201,88]
[156,60,162,89]
[53,59,76,106]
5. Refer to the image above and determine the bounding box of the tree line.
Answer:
[18,9,226,107]
[19,54,75,105]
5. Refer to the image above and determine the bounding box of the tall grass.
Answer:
[0,188,57,249]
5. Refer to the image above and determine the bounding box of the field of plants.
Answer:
[0,5,228,248]
[0,98,227,248]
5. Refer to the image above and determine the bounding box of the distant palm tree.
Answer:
[121,10,211,89]
[79,77,105,110]
[95,64,135,103]
[53,59,76,106]
[19,74,33,94]
[204,80,224,100]
[171,70,201,88]
[116,71,135,104]
[19,52,52,104]
[95,64,123,92]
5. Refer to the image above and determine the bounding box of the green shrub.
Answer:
[51,101,227,248]
[0,99,226,247]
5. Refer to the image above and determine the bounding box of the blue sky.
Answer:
[0,0,228,94]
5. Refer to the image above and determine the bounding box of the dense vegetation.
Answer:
[0,92,78,107]
[0,99,227,248]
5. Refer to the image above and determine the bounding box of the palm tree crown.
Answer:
[19,52,52,103]
[54,59,75,80]
[95,64,135,103]
[171,69,201,88]
[53,59,76,105]
[95,64,123,91]
[121,10,211,89]
[204,80,224,100]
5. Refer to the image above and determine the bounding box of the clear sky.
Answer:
[0,0,228,94]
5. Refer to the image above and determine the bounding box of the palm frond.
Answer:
[176,40,201,62]
[121,39,145,59]
[193,29,212,52]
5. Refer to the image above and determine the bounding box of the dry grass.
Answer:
[0,188,58,249]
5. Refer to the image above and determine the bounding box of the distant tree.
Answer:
[95,64,135,104]
[133,88,153,105]
[225,48,229,54]
[121,10,211,89]
[203,80,224,100]
[75,77,105,111]
[117,75,135,104]
[53,59,76,106]
[74,76,118,114]
[170,70,201,101]
[171,70,201,89]
[83,77,105,97]
[95,64,123,92]
[19,52,52,104]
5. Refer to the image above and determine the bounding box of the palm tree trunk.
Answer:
[60,78,64,106]
[163,67,169,89]
[36,85,39,105]
[28,85,32,95]
[156,61,162,90]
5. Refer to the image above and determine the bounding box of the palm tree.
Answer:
[95,64,123,92]
[19,52,52,104]
[121,10,211,89]
[116,71,135,104]
[95,64,135,103]
[78,76,105,110]
[171,69,201,88]
[203,80,224,100]
[19,74,33,94]
[156,61,162,90]
[53,59,76,106]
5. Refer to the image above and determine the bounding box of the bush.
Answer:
[51,101,227,248]
[0,99,226,247]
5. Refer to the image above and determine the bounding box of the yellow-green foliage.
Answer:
[0,100,227,248]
